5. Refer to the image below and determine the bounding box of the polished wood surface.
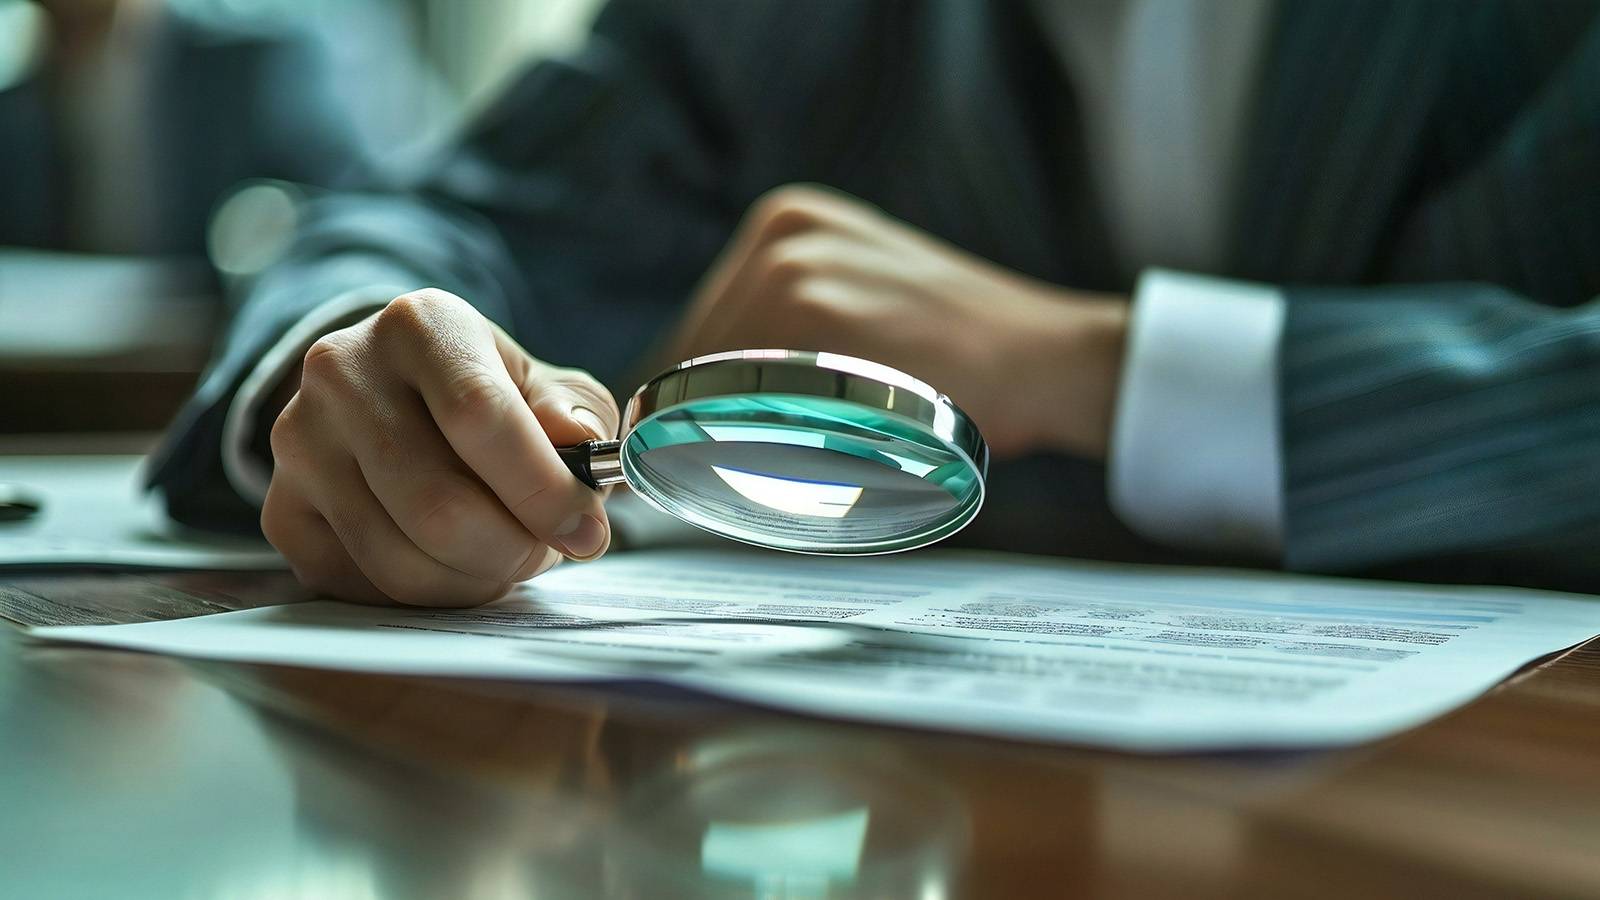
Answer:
[5,569,1600,900]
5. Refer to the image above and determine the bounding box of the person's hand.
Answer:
[663,185,1129,458]
[263,289,619,607]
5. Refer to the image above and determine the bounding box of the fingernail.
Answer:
[553,513,608,559]
[571,405,611,441]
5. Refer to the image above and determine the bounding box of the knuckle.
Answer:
[407,287,462,307]
[300,334,344,374]
[374,290,461,339]
[300,335,356,390]
[760,205,821,239]
[446,370,509,427]
[749,184,827,235]
[372,293,429,339]
[787,276,846,315]
[754,242,814,286]
[267,403,300,463]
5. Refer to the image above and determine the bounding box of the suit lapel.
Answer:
[1230,0,1460,284]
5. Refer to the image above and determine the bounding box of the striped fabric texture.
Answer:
[1263,2,1600,590]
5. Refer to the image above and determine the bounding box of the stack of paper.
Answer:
[29,548,1600,751]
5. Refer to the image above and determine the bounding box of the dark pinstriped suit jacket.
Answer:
[150,0,1600,592]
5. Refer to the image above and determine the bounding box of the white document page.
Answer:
[0,456,285,570]
[29,548,1600,751]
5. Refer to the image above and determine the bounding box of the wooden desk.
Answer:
[4,568,1599,900]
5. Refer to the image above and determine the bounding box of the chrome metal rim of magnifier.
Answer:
[554,348,989,539]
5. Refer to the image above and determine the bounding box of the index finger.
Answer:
[380,293,611,561]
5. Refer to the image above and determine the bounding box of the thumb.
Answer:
[525,365,622,448]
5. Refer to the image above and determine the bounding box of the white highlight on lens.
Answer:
[711,466,863,519]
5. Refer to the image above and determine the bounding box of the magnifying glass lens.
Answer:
[621,394,983,554]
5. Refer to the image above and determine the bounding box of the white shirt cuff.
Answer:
[1109,268,1286,557]
[221,287,397,507]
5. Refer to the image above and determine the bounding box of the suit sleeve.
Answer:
[1278,16,1600,592]
[1281,286,1600,590]
[146,0,742,533]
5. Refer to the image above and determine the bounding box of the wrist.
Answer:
[1024,292,1129,460]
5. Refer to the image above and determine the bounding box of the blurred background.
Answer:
[0,0,603,433]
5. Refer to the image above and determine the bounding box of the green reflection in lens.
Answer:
[620,394,984,553]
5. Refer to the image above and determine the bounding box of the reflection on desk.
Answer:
[4,570,1600,899]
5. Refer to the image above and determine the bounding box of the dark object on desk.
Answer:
[0,482,42,521]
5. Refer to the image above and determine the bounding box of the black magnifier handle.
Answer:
[557,439,626,490]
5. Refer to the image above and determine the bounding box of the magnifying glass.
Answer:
[557,350,988,555]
